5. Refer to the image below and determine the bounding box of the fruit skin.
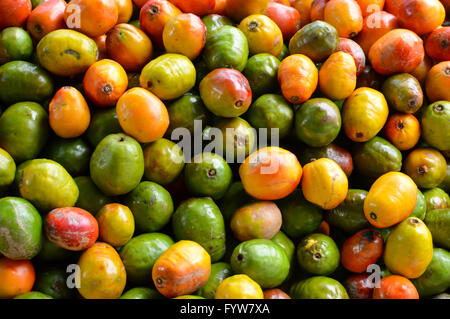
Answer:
[166,94,208,137]
[410,55,432,85]
[78,242,127,299]
[116,88,169,143]
[202,26,249,72]
[74,176,111,215]
[115,0,133,24]
[215,274,264,299]
[299,144,354,177]
[197,262,233,299]
[294,98,341,147]
[426,62,450,103]
[26,0,67,41]
[140,53,196,100]
[152,240,211,298]
[342,87,388,142]
[231,239,290,288]
[163,13,207,60]
[120,232,174,284]
[356,0,384,16]
[90,133,144,196]
[337,38,366,76]
[297,233,340,276]
[226,0,269,22]
[368,29,424,76]
[44,207,98,251]
[120,287,164,299]
[231,201,282,241]
[353,136,402,178]
[424,188,449,212]
[19,159,79,212]
[86,108,123,147]
[410,189,427,220]
[384,217,433,279]
[125,181,174,233]
[384,113,421,151]
[0,148,16,189]
[426,27,450,62]
[278,54,318,104]
[0,258,35,299]
[404,148,447,189]
[290,276,349,299]
[96,203,135,247]
[0,197,43,260]
[34,266,75,299]
[425,209,450,250]
[170,0,215,16]
[373,275,419,299]
[239,147,302,200]
[49,86,91,138]
[0,27,33,64]
[64,0,118,38]
[202,14,233,36]
[200,68,252,118]
[238,14,283,57]
[323,0,363,38]
[0,61,54,105]
[421,101,450,152]
[173,197,226,262]
[412,248,450,297]
[364,172,417,228]
[14,291,52,299]
[344,273,374,299]
[301,158,348,210]
[0,0,32,30]
[265,2,301,40]
[37,29,99,77]
[341,229,384,273]
[382,73,423,114]
[219,181,254,222]
[396,0,445,36]
[243,54,281,98]
[215,117,256,160]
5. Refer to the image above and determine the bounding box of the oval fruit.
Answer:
[296,233,340,275]
[215,274,264,299]
[96,203,135,247]
[0,258,35,299]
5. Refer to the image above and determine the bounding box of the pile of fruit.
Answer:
[0,0,449,300]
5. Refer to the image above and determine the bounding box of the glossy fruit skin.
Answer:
[324,0,363,38]
[341,229,384,273]
[426,27,450,62]
[265,2,301,40]
[19,159,79,212]
[369,29,424,76]
[342,87,388,142]
[49,86,90,138]
[396,0,445,35]
[90,133,144,196]
[153,240,211,298]
[0,148,15,189]
[0,0,32,30]
[184,152,232,200]
[126,181,174,233]
[37,29,99,76]
[78,242,127,299]
[120,287,164,299]
[44,207,98,251]
[426,62,450,102]
[140,54,196,101]
[197,262,232,299]
[382,73,423,114]
[356,0,385,16]
[289,21,339,62]
[96,203,135,247]
[410,55,432,85]
[202,14,233,36]
[425,208,450,250]
[214,117,256,160]
[278,54,318,104]
[364,172,417,228]
[410,190,427,220]
[170,0,215,16]
[353,136,402,178]
[337,38,366,76]
[0,61,53,105]
[120,233,174,284]
[64,0,118,38]
[300,144,354,177]
[140,0,182,49]
[0,258,35,299]
[243,54,281,98]
[200,68,252,118]
[404,148,447,189]
[373,275,419,299]
[319,51,357,100]
[384,113,421,151]
[163,13,206,60]
[86,108,122,147]
[0,27,33,64]
[344,273,374,299]
[302,158,348,210]
[239,147,302,200]
[26,0,66,41]
[226,0,269,21]
[297,234,340,275]
[166,93,208,136]
[34,267,75,299]
[231,239,290,288]
[384,217,433,279]
[295,98,341,147]
[13,291,51,299]
[263,288,291,299]
[215,274,264,299]
[0,102,49,163]
[326,189,371,234]
[0,197,42,260]
[290,276,349,299]
[106,23,153,72]
[202,26,249,72]
[173,198,225,262]
[292,0,315,28]
[231,201,282,241]
[424,188,449,212]
[74,176,111,215]
[116,88,169,143]
[412,248,450,297]
[421,101,450,151]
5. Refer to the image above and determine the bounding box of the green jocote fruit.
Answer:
[90,133,144,196]
[0,197,43,260]
[0,147,16,188]
[34,267,76,299]
[214,117,256,160]
[425,208,450,250]
[0,27,34,64]
[243,54,281,98]
[382,73,423,113]
[412,248,450,297]
[120,287,164,299]
[166,93,209,136]
[74,176,112,215]
[421,101,450,152]
[86,107,123,147]
[172,197,226,262]
[196,262,233,299]
[290,276,349,299]
[202,14,234,37]
[218,181,254,221]
[14,292,53,299]
[424,188,450,212]
[410,189,427,220]
[0,102,49,163]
